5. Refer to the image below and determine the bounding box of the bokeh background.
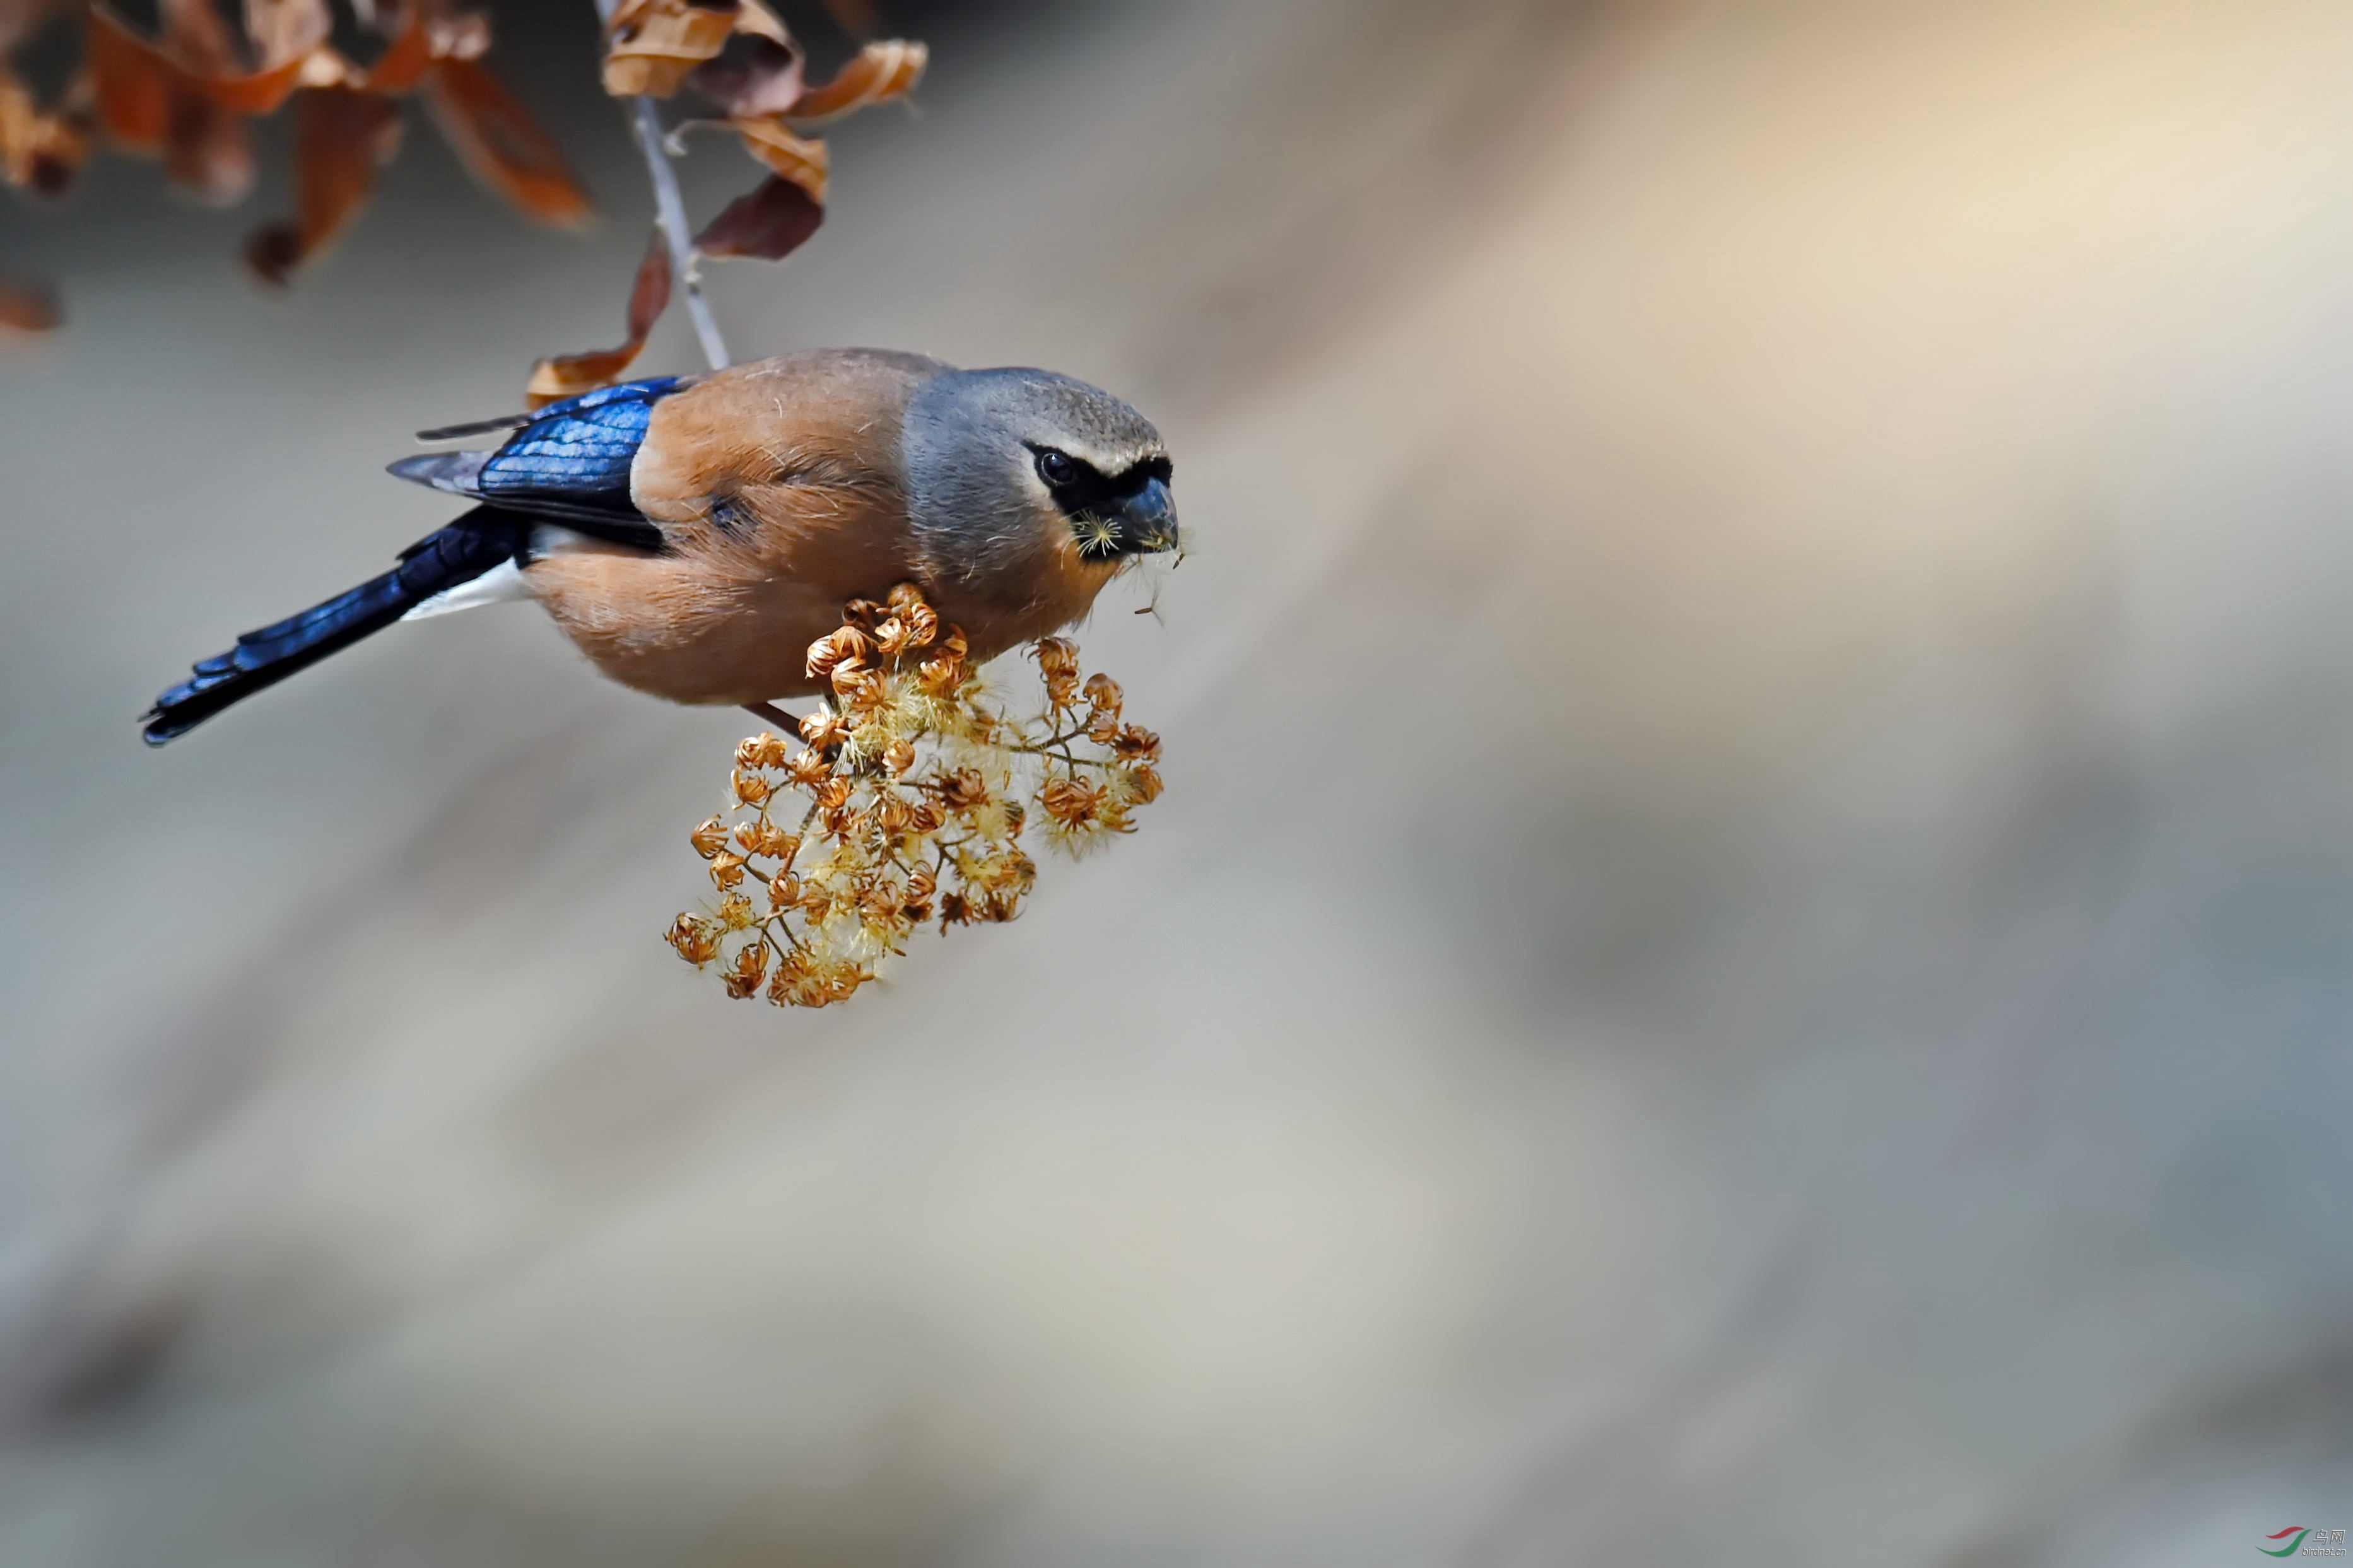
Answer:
[5,0,2353,1562]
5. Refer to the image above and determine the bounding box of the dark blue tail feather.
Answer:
[142,509,528,746]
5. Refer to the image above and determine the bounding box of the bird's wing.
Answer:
[389,377,688,553]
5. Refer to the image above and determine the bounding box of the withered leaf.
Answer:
[157,0,253,206]
[730,113,824,201]
[814,0,876,40]
[693,170,821,260]
[162,84,251,202]
[788,37,923,123]
[242,0,330,69]
[421,56,591,226]
[0,0,59,55]
[602,0,736,99]
[360,11,432,93]
[242,85,401,283]
[524,226,670,406]
[421,8,489,63]
[732,0,789,45]
[87,6,180,151]
[87,1,255,199]
[158,0,239,76]
[0,273,59,331]
[203,48,341,114]
[0,63,87,194]
[688,32,801,119]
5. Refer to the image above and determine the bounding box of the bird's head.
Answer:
[903,367,1180,581]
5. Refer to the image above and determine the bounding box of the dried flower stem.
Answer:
[591,0,730,372]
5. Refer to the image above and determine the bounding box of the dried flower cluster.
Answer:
[667,584,1164,1009]
[1,0,588,306]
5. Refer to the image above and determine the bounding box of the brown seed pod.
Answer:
[732,768,772,805]
[883,739,916,776]
[798,707,848,747]
[709,851,747,889]
[806,626,873,680]
[666,913,722,964]
[1039,776,1101,827]
[1081,673,1122,714]
[722,941,768,999]
[689,815,730,859]
[717,892,758,930]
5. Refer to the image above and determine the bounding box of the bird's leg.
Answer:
[741,700,802,735]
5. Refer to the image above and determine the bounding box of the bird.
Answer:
[140,349,1180,746]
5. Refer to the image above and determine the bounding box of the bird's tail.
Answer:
[141,508,528,746]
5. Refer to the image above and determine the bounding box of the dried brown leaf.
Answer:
[524,226,669,406]
[158,0,239,76]
[731,0,789,45]
[242,0,329,68]
[358,11,431,92]
[688,32,801,118]
[201,49,328,113]
[420,56,590,226]
[86,2,250,198]
[0,0,59,55]
[602,0,734,98]
[729,112,824,200]
[242,84,402,283]
[87,6,179,151]
[814,0,876,40]
[692,170,821,260]
[0,64,87,194]
[787,37,922,123]
[154,0,257,202]
[0,274,59,332]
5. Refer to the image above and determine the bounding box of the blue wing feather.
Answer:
[477,375,683,501]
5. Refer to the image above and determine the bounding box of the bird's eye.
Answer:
[1035,449,1076,488]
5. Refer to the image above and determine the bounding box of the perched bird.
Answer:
[141,349,1180,745]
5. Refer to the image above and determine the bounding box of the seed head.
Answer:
[669,583,1166,1008]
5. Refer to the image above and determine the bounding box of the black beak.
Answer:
[1113,476,1180,556]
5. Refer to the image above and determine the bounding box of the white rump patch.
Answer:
[402,558,532,621]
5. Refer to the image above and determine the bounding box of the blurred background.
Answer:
[5,0,2353,1562]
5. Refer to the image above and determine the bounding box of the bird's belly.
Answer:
[524,553,842,706]
[522,547,1123,709]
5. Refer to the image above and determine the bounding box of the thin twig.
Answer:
[591,0,731,372]
[741,699,803,732]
